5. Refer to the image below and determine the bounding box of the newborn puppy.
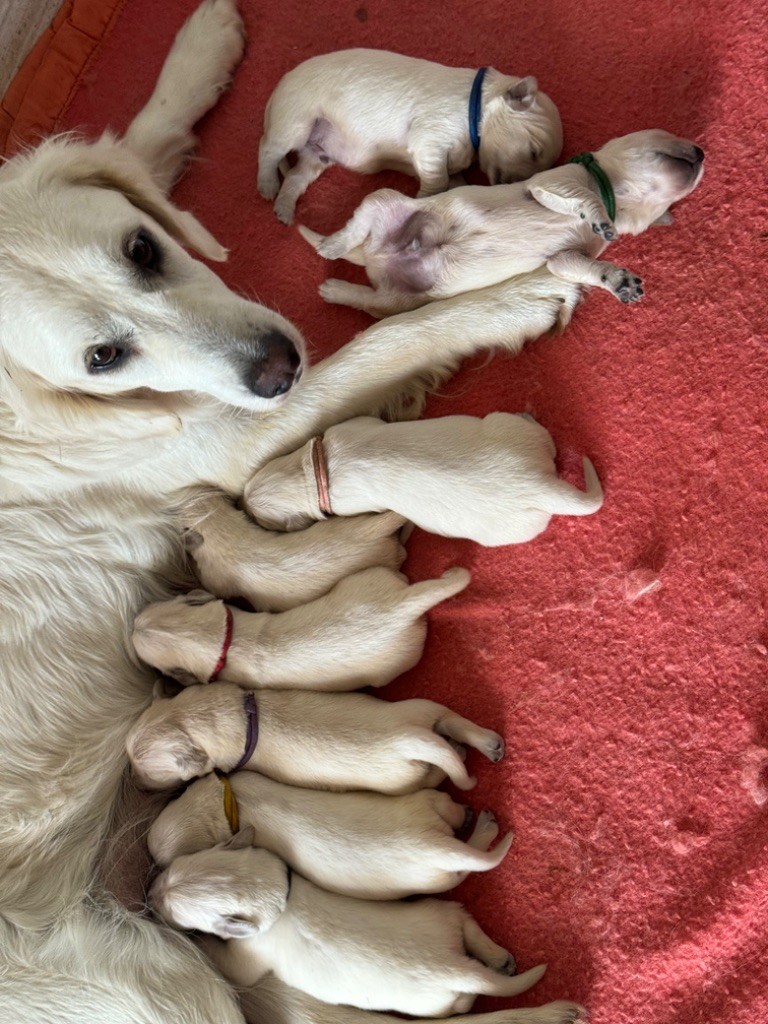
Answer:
[258,49,562,224]
[128,683,504,792]
[148,771,513,899]
[244,414,602,544]
[299,128,705,316]
[151,833,543,1014]
[181,492,406,611]
[132,565,468,689]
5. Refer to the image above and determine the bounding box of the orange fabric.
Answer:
[0,0,126,157]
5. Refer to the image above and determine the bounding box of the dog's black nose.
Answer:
[245,330,301,399]
[692,145,705,163]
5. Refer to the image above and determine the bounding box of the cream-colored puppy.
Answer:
[132,566,468,688]
[148,771,513,898]
[128,683,504,792]
[245,413,602,543]
[258,49,562,224]
[300,128,705,316]
[181,492,406,611]
[151,834,544,1014]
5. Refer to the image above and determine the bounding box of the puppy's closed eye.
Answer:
[125,228,162,274]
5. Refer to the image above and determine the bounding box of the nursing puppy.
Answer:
[181,492,406,611]
[258,49,562,223]
[128,683,503,792]
[239,975,585,1024]
[151,833,543,1015]
[300,128,705,316]
[132,566,468,689]
[245,413,602,544]
[148,771,513,898]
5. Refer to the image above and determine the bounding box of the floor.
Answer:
[0,0,61,94]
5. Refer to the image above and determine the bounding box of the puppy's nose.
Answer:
[692,145,705,163]
[245,331,301,399]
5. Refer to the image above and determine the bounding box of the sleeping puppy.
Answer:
[132,566,468,689]
[299,128,705,316]
[151,831,544,1014]
[128,683,504,792]
[244,413,602,544]
[148,771,513,899]
[181,492,406,611]
[258,49,562,223]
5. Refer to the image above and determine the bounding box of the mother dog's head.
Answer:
[0,135,305,424]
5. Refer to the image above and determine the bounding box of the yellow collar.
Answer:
[216,772,240,835]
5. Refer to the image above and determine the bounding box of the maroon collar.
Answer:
[231,692,259,773]
[311,435,333,516]
[208,605,234,683]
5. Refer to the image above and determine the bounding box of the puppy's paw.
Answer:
[485,734,505,763]
[602,268,644,303]
[590,218,617,241]
[498,955,517,976]
[318,279,349,304]
[257,174,280,201]
[274,193,297,225]
[316,236,350,260]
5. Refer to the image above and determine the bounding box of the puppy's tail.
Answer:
[298,224,325,251]
[400,732,476,790]
[541,458,603,516]
[402,567,471,616]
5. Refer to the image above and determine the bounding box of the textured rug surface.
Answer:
[4,2,767,1023]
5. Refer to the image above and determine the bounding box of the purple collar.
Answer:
[231,692,259,773]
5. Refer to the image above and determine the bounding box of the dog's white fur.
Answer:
[239,975,584,1024]
[128,682,504,791]
[0,2,582,1018]
[300,129,704,316]
[181,492,407,610]
[245,413,602,543]
[151,834,545,1014]
[132,566,470,689]
[258,49,563,223]
[148,771,513,899]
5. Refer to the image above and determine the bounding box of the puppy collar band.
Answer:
[231,692,259,773]
[568,152,616,222]
[208,605,234,683]
[216,771,240,835]
[311,435,333,516]
[468,67,488,153]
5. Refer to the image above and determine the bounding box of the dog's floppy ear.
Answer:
[504,77,538,110]
[168,728,209,777]
[224,826,256,851]
[50,138,227,261]
[213,914,258,939]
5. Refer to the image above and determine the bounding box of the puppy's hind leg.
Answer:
[318,280,426,318]
[463,917,517,974]
[435,711,505,764]
[308,189,413,261]
[401,567,471,616]
[123,0,245,192]
[273,149,329,224]
[547,250,644,304]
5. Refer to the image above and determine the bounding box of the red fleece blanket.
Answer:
[3,2,767,1022]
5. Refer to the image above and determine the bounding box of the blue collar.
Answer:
[468,67,488,153]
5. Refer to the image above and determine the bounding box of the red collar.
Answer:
[208,605,234,683]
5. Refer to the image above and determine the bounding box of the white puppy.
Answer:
[132,566,469,689]
[239,975,585,1024]
[300,128,705,316]
[244,413,602,544]
[128,682,504,792]
[258,49,562,223]
[148,771,513,899]
[181,491,407,611]
[151,833,544,1015]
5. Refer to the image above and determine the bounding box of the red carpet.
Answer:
[5,2,767,1022]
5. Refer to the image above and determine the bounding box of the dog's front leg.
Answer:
[528,181,616,241]
[123,0,245,192]
[547,250,644,304]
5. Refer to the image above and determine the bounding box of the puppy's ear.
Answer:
[213,914,258,939]
[182,529,205,552]
[166,667,201,687]
[182,589,218,606]
[224,825,256,851]
[152,678,173,701]
[49,138,227,261]
[651,210,674,226]
[173,735,209,777]
[504,77,538,110]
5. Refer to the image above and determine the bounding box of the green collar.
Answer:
[568,152,616,222]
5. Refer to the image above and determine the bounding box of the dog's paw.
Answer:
[590,218,617,241]
[485,735,505,763]
[318,279,348,304]
[273,195,296,226]
[602,268,644,303]
[498,955,517,976]
[316,236,349,260]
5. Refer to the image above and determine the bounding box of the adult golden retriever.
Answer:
[0,2,579,1020]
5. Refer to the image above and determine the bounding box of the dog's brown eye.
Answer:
[126,230,161,272]
[86,345,124,371]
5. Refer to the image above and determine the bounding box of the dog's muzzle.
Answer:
[244,330,302,399]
